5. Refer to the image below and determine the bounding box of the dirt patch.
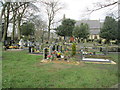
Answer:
[39,59,85,66]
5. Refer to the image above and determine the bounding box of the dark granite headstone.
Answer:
[43,48,48,59]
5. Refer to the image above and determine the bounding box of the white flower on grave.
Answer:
[61,55,64,58]
[83,52,87,55]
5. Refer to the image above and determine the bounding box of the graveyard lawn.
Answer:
[2,50,119,88]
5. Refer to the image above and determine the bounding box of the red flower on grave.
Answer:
[52,51,56,54]
[89,52,93,54]
[47,55,52,58]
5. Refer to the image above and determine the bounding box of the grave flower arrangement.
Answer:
[57,52,61,56]
[52,51,56,54]
[9,46,18,49]
[56,51,61,58]
[89,52,93,55]
[47,55,52,59]
[35,50,40,53]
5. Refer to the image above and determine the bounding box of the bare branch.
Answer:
[88,1,118,14]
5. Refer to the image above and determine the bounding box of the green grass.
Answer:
[0,42,2,89]
[2,50,119,88]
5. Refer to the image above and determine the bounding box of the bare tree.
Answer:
[88,1,117,13]
[17,2,29,40]
[41,0,63,43]
[1,2,11,42]
[27,14,47,42]
[84,0,118,19]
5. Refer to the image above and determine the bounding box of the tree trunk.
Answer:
[11,11,16,41]
[2,3,10,42]
[48,20,51,43]
[64,36,66,42]
[105,39,110,44]
[78,37,80,43]
[18,16,21,40]
[2,17,7,42]
[42,29,44,43]
[48,27,50,42]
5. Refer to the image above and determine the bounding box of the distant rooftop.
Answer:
[76,20,103,29]
[90,30,100,35]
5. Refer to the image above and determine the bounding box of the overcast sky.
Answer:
[0,0,118,33]
[54,0,118,21]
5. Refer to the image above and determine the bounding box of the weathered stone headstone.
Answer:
[60,46,62,52]
[105,47,108,55]
[55,44,57,51]
[52,45,55,51]
[19,39,24,48]
[43,48,48,60]
[80,50,83,61]
[49,46,53,55]
[93,52,96,55]
[100,47,102,52]
[64,45,67,51]
[31,46,34,53]
[35,42,39,50]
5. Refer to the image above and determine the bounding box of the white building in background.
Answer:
[76,20,103,40]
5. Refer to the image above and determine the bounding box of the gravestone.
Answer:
[100,47,102,52]
[31,46,34,53]
[64,45,67,51]
[49,46,53,55]
[60,46,62,52]
[19,39,24,48]
[55,44,57,51]
[93,52,96,55]
[43,48,48,60]
[36,41,39,50]
[28,41,32,53]
[105,47,108,55]
[56,45,59,51]
[52,45,55,51]
[80,50,83,61]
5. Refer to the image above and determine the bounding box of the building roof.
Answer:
[76,20,101,29]
[90,30,100,35]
